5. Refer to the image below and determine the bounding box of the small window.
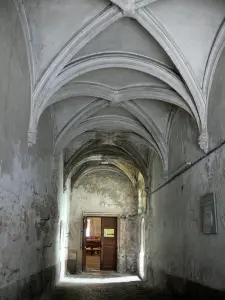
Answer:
[86,218,90,237]
[139,218,145,278]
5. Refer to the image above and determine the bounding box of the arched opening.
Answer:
[139,218,145,279]
[66,162,140,274]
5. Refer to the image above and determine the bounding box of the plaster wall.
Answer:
[68,168,138,274]
[0,1,59,298]
[208,47,225,148]
[168,109,203,175]
[73,68,167,89]
[134,99,172,138]
[53,96,95,135]
[24,0,110,80]
[150,0,225,84]
[75,18,174,68]
[93,106,137,121]
[145,106,225,292]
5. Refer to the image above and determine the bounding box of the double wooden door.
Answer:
[83,217,117,271]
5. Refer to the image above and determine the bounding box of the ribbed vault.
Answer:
[17,0,225,177]
[3,0,225,292]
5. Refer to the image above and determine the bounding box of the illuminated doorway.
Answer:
[83,216,117,272]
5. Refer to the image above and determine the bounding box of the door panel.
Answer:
[101,217,117,271]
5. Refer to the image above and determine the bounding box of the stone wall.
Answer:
[0,1,59,298]
[143,46,225,295]
[68,167,138,274]
[144,109,225,296]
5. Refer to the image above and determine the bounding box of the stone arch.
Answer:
[64,142,148,183]
[13,0,35,90]
[71,164,136,190]
[136,7,205,123]
[30,52,200,138]
[47,82,193,116]
[56,115,168,175]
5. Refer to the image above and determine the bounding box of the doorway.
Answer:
[83,216,117,272]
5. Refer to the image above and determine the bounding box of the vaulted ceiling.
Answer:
[15,0,225,184]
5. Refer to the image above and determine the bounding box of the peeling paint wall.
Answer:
[0,1,59,298]
[145,105,225,292]
[68,168,138,274]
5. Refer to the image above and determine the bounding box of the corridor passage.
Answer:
[47,281,173,300]
[2,1,225,299]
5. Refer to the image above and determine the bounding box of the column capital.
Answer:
[199,128,209,153]
[28,129,38,147]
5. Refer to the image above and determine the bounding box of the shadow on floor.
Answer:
[45,273,176,300]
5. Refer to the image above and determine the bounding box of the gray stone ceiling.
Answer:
[15,0,225,183]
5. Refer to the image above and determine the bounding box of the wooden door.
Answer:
[101,217,117,271]
[82,217,88,271]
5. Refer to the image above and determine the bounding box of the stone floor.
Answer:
[45,273,176,300]
[48,282,175,300]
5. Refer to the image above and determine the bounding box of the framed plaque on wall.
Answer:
[200,193,218,234]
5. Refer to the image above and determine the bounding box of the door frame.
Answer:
[82,212,120,272]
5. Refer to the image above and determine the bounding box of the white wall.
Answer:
[0,1,59,297]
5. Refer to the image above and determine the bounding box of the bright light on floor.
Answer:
[60,275,141,285]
